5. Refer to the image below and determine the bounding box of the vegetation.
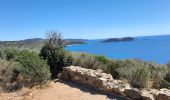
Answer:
[71,53,169,89]
[0,59,19,91]
[15,50,51,86]
[0,38,85,52]
[0,31,170,92]
[0,49,51,92]
[40,31,73,78]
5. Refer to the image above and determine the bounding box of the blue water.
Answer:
[65,35,170,64]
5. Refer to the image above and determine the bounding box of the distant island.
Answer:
[64,39,87,45]
[102,37,134,42]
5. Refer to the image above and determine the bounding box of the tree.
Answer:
[46,31,65,48]
[40,31,69,78]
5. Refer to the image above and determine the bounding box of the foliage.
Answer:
[104,60,123,78]
[162,62,170,89]
[0,59,20,91]
[15,50,51,85]
[94,55,109,64]
[131,68,150,88]
[71,52,168,89]
[165,62,170,82]
[0,48,51,91]
[161,80,170,89]
[72,52,106,70]
[0,50,2,58]
[4,48,17,60]
[40,31,72,78]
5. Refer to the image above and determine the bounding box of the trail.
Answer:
[0,81,126,100]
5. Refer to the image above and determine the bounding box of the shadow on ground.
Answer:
[54,79,127,100]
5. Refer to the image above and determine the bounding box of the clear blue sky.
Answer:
[0,0,170,40]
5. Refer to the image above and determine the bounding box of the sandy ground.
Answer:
[0,80,126,100]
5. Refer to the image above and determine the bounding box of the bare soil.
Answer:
[0,80,126,100]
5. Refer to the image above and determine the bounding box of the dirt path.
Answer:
[0,81,126,100]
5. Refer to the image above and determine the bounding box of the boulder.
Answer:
[61,66,129,93]
[124,88,141,99]
[156,89,170,100]
[141,89,154,100]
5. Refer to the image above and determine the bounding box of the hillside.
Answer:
[0,38,86,50]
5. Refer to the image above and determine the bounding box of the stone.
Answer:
[124,88,141,99]
[60,66,170,100]
[148,89,160,99]
[141,90,154,100]
[156,89,170,100]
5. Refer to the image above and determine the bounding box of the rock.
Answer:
[124,88,141,99]
[156,89,170,100]
[96,69,103,73]
[61,66,170,100]
[148,89,160,99]
[141,90,154,100]
[61,66,124,93]
[29,93,32,96]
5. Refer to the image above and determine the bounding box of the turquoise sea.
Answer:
[65,35,170,64]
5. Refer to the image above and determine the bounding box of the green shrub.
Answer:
[40,31,72,78]
[15,50,51,86]
[94,55,109,64]
[104,60,122,78]
[161,80,170,89]
[148,63,166,88]
[105,59,146,80]
[64,51,74,66]
[165,62,170,82]
[72,52,105,70]
[0,50,2,58]
[0,49,51,91]
[4,48,17,60]
[131,68,150,88]
[0,59,20,91]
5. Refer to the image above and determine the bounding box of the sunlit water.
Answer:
[65,35,170,64]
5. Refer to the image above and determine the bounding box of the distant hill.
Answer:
[0,38,87,50]
[102,37,134,42]
[19,38,44,43]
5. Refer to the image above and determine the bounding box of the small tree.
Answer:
[40,31,72,78]
[46,31,65,48]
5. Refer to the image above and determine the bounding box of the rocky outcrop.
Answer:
[102,37,134,42]
[60,66,170,100]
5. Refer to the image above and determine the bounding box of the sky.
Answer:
[0,0,170,40]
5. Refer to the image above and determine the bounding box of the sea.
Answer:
[65,35,170,64]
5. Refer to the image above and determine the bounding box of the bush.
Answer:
[0,49,51,91]
[72,54,167,89]
[161,62,170,89]
[0,59,20,91]
[104,60,122,78]
[4,48,17,60]
[40,31,73,78]
[165,62,170,82]
[94,55,109,64]
[15,50,51,86]
[161,80,170,89]
[64,51,74,66]
[104,59,146,79]
[131,68,150,88]
[72,52,106,70]
[0,50,2,58]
